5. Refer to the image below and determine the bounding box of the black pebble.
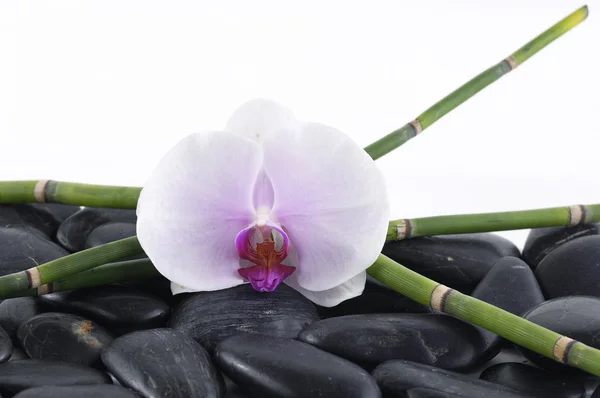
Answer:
[519,296,600,371]
[102,328,224,398]
[17,312,113,366]
[56,208,136,252]
[13,384,139,398]
[536,235,600,298]
[480,362,585,398]
[298,313,485,370]
[523,224,600,268]
[215,334,381,398]
[0,297,43,341]
[0,359,110,396]
[38,286,170,335]
[84,222,137,249]
[169,283,319,352]
[317,275,429,317]
[406,388,465,398]
[0,204,74,238]
[0,325,12,364]
[470,257,545,361]
[372,360,530,398]
[381,233,519,293]
[0,227,68,276]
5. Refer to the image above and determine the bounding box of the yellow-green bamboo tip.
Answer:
[388,203,600,241]
[367,254,600,376]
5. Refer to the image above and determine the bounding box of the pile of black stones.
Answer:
[1,203,600,397]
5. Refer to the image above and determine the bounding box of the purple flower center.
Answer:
[235,221,295,292]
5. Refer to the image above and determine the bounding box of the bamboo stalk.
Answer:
[364,5,589,160]
[0,180,141,209]
[387,203,600,241]
[0,236,144,299]
[367,254,600,376]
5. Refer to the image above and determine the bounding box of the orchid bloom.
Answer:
[136,100,389,307]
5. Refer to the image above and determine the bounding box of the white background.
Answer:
[0,1,598,249]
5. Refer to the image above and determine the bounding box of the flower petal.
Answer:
[284,271,367,307]
[263,122,389,291]
[171,282,197,295]
[225,99,296,142]
[137,131,262,291]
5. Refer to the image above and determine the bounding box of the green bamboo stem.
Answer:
[364,5,589,160]
[387,203,600,241]
[0,180,141,209]
[4,259,160,298]
[367,254,600,376]
[0,236,144,299]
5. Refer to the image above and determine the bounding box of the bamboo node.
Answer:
[504,55,518,70]
[25,267,42,288]
[568,205,587,226]
[430,284,453,312]
[395,219,413,240]
[552,336,576,364]
[33,180,49,203]
[37,283,53,295]
[409,119,423,135]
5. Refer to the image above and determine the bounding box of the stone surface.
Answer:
[298,313,484,370]
[0,227,68,276]
[381,233,520,293]
[17,312,113,366]
[0,325,12,364]
[84,222,137,249]
[519,296,600,371]
[8,348,28,362]
[0,297,43,341]
[470,257,545,361]
[536,235,600,299]
[0,204,78,238]
[102,328,224,398]
[318,275,429,317]
[215,334,381,398]
[480,362,585,398]
[169,284,319,352]
[39,286,170,334]
[372,360,530,398]
[523,224,600,269]
[56,208,136,252]
[592,385,600,398]
[13,385,139,398]
[0,359,110,395]
[406,389,465,398]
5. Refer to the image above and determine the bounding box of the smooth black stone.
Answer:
[0,204,62,238]
[0,227,68,276]
[480,363,585,398]
[381,233,520,293]
[0,298,43,341]
[0,326,12,364]
[17,312,113,366]
[38,286,170,334]
[523,224,600,269]
[56,208,136,252]
[470,257,545,361]
[536,236,600,299]
[224,376,250,398]
[84,222,137,249]
[518,296,600,371]
[102,328,224,398]
[592,384,600,398]
[115,276,173,301]
[8,348,28,362]
[406,389,464,398]
[318,275,429,317]
[0,359,110,395]
[298,313,484,371]
[169,284,319,352]
[372,360,530,398]
[29,203,81,224]
[13,385,138,398]
[215,334,381,398]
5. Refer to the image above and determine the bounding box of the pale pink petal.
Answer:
[284,271,367,307]
[171,282,197,295]
[224,99,296,143]
[263,122,389,291]
[137,131,262,291]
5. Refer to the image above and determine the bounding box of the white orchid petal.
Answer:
[137,131,262,291]
[171,282,197,295]
[225,98,296,142]
[263,122,389,291]
[284,271,367,307]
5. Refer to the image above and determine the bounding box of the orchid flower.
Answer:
[136,99,389,306]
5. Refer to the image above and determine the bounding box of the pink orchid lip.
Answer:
[235,220,295,292]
